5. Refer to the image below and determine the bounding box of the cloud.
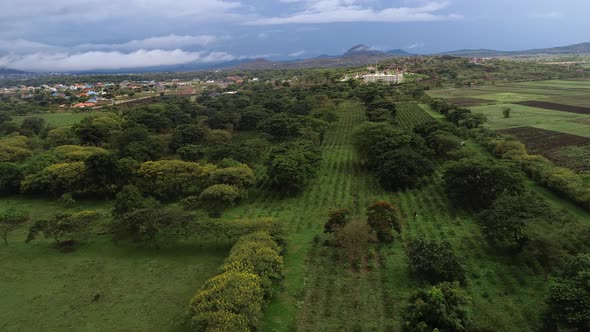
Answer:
[407,42,425,49]
[0,0,242,22]
[529,11,564,20]
[289,50,306,57]
[247,0,462,24]
[0,35,220,54]
[0,39,55,53]
[0,49,235,72]
[78,34,219,51]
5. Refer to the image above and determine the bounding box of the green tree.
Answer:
[209,164,255,189]
[85,152,120,197]
[169,124,207,152]
[402,282,471,332]
[45,127,80,147]
[136,160,215,200]
[407,239,467,285]
[443,158,526,210]
[477,193,552,249]
[0,163,23,194]
[547,254,590,330]
[112,184,158,217]
[376,147,435,190]
[0,208,30,244]
[258,113,301,141]
[502,107,511,118]
[367,200,401,243]
[178,144,205,162]
[264,141,322,194]
[199,184,245,218]
[21,162,87,196]
[110,208,193,247]
[26,210,101,248]
[20,117,46,136]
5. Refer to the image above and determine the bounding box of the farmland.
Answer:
[429,79,590,172]
[218,100,585,331]
[395,102,434,130]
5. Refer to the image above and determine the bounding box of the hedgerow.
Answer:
[188,221,285,331]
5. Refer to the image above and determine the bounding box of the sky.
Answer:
[0,0,588,72]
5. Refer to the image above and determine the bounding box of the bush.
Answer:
[324,208,351,233]
[221,232,283,296]
[407,239,467,285]
[190,272,264,332]
[180,196,201,210]
[366,201,401,243]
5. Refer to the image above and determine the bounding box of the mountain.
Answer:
[386,49,413,56]
[440,42,590,57]
[0,67,38,78]
[343,44,386,57]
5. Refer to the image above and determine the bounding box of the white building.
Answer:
[362,72,404,84]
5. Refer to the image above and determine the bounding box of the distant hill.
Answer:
[440,42,590,57]
[386,49,413,56]
[0,68,30,75]
[343,44,386,57]
[227,45,414,70]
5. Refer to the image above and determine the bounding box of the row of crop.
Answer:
[395,103,433,130]
[480,132,590,210]
[188,219,286,331]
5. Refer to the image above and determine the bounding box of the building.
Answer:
[362,72,404,84]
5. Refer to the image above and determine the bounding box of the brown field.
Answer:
[498,126,590,152]
[446,97,494,106]
[515,101,590,115]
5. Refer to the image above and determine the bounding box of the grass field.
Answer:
[0,198,228,331]
[13,112,93,127]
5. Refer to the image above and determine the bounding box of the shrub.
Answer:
[190,272,264,332]
[324,208,351,233]
[221,232,283,296]
[366,201,401,243]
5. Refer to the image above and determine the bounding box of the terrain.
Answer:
[428,79,590,172]
[1,58,590,332]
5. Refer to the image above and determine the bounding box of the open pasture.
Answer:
[0,198,228,331]
[13,112,93,127]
